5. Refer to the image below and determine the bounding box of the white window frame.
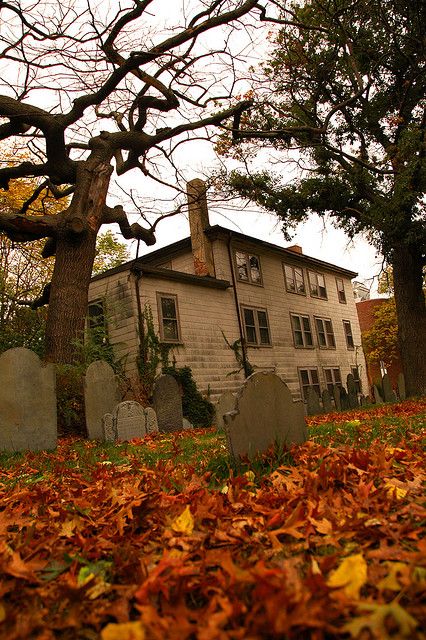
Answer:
[283,263,306,295]
[241,305,271,346]
[290,313,314,348]
[314,316,336,349]
[157,292,181,343]
[307,269,328,299]
[234,250,263,286]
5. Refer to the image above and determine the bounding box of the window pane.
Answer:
[295,268,305,293]
[300,369,309,384]
[292,315,302,331]
[324,369,332,383]
[259,327,270,344]
[257,310,268,328]
[310,369,319,384]
[294,330,304,346]
[161,297,176,319]
[236,252,249,280]
[302,316,311,332]
[249,255,262,284]
[333,369,341,384]
[244,308,255,325]
[246,326,257,344]
[163,319,178,341]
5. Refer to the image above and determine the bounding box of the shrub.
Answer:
[163,365,215,428]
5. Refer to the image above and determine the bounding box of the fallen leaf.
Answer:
[327,553,367,600]
[343,602,418,639]
[101,621,145,640]
[171,505,194,535]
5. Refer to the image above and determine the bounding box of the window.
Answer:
[351,366,362,393]
[291,313,313,347]
[299,368,320,400]
[323,367,342,393]
[343,320,355,349]
[308,270,327,299]
[242,306,271,346]
[157,293,181,343]
[87,299,107,345]
[314,316,336,348]
[283,264,305,295]
[235,250,262,285]
[336,277,346,303]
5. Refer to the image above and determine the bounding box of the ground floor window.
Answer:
[157,293,181,343]
[323,367,342,393]
[241,306,271,346]
[351,366,362,393]
[299,367,320,400]
[87,299,107,345]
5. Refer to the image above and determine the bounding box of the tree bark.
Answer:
[44,158,113,363]
[392,243,426,397]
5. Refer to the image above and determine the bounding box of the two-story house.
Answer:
[88,180,368,403]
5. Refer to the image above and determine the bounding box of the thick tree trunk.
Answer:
[392,243,426,397]
[44,158,113,363]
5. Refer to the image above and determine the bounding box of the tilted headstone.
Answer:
[84,360,121,439]
[333,385,342,411]
[373,385,383,404]
[114,401,146,441]
[382,373,394,403]
[0,348,57,452]
[214,391,237,431]
[347,374,359,409]
[322,389,333,413]
[102,413,116,442]
[306,386,322,415]
[144,407,159,434]
[397,373,406,401]
[182,418,193,430]
[223,372,306,460]
[153,374,183,432]
[340,386,350,410]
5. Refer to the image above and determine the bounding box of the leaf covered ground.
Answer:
[0,399,425,640]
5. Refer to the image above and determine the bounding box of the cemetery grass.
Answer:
[0,400,425,639]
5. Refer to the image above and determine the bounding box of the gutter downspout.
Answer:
[131,267,145,367]
[227,233,251,378]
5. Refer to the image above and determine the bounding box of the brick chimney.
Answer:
[287,244,303,254]
[187,179,215,277]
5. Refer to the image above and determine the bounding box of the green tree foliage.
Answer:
[220,0,426,396]
[362,299,398,367]
[92,231,130,276]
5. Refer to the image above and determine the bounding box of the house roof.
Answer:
[91,224,358,282]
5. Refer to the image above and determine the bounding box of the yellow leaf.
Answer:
[326,553,367,600]
[343,602,418,639]
[171,505,194,535]
[378,562,408,592]
[0,602,6,623]
[101,621,145,640]
[384,481,407,499]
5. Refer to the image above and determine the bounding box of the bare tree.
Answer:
[0,0,261,362]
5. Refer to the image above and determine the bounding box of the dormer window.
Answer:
[235,250,262,285]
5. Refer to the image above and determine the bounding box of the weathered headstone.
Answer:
[144,407,159,434]
[182,417,193,430]
[102,413,116,442]
[347,374,359,409]
[382,373,394,403]
[223,372,306,460]
[214,391,237,431]
[0,348,57,452]
[322,389,333,413]
[397,373,406,401]
[153,374,183,432]
[306,386,322,415]
[373,385,383,404]
[333,385,342,411]
[84,360,121,440]
[340,386,350,410]
[114,401,146,440]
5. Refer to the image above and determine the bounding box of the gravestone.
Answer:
[182,418,193,430]
[84,360,121,439]
[214,391,237,431]
[360,395,368,406]
[102,413,116,442]
[0,348,57,452]
[397,373,406,401]
[223,372,306,460]
[144,407,159,434]
[306,386,322,415]
[333,385,342,411]
[340,386,350,410]
[322,389,333,413]
[153,374,183,432]
[373,385,383,404]
[347,374,359,409]
[114,401,146,440]
[382,373,394,403]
